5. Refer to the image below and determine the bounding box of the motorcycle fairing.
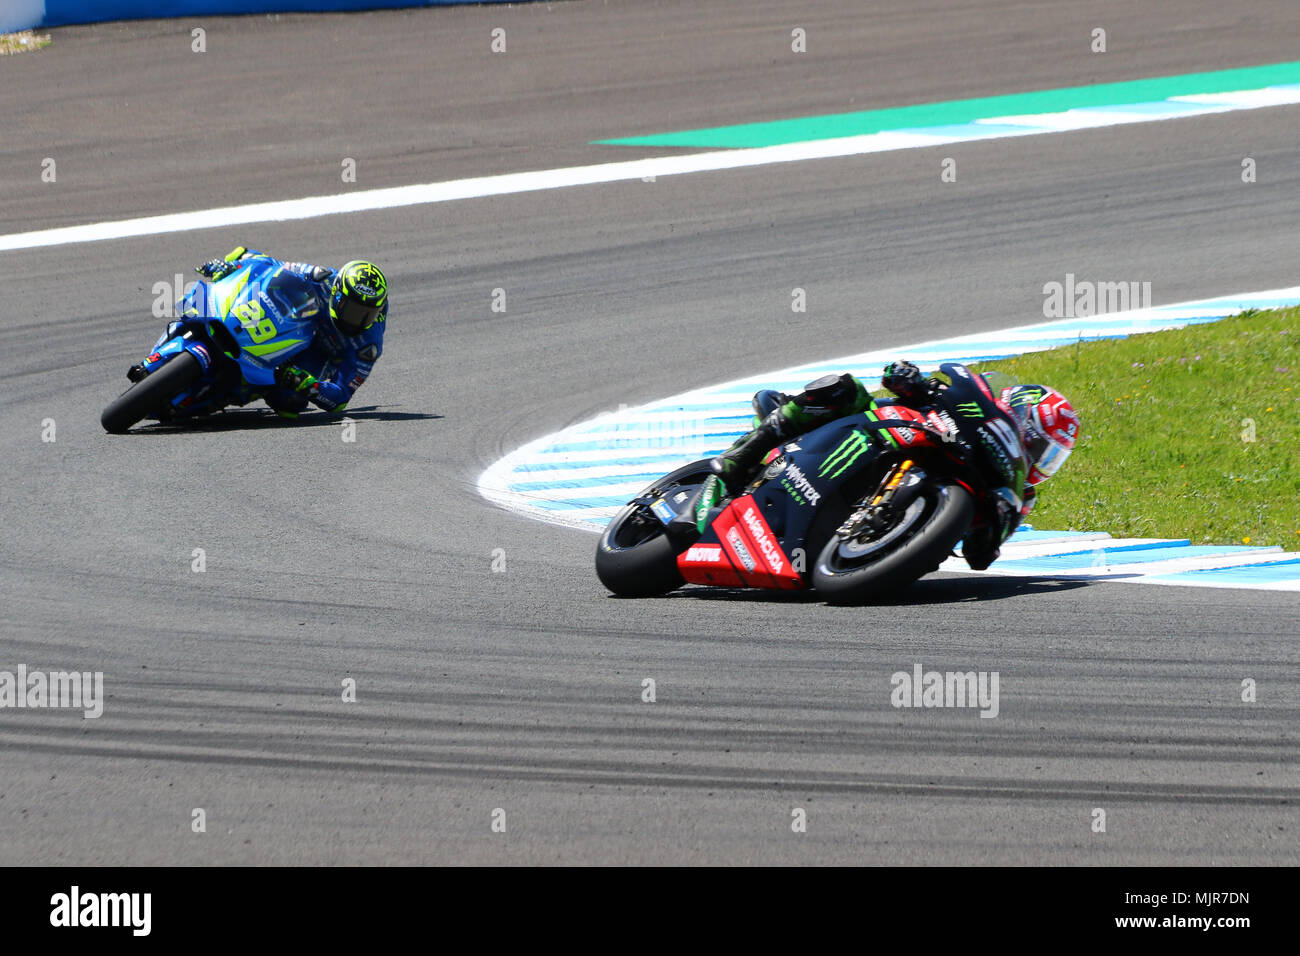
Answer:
[674,405,963,591]
[177,262,320,387]
[677,494,804,590]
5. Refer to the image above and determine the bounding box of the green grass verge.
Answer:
[0,31,52,56]
[977,307,1298,548]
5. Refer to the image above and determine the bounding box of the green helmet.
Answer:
[329,260,388,335]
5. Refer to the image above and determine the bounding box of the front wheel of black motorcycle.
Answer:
[101,351,202,433]
[811,479,974,605]
[595,460,714,597]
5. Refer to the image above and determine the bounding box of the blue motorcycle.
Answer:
[101,259,320,433]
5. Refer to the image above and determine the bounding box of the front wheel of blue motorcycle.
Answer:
[811,479,974,605]
[101,351,202,434]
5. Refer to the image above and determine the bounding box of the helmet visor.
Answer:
[332,294,379,335]
[1031,437,1072,479]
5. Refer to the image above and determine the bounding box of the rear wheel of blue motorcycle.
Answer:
[812,479,974,605]
[101,351,202,434]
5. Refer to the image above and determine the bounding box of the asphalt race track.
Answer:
[1,0,1297,864]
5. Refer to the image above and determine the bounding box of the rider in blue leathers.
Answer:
[139,246,389,418]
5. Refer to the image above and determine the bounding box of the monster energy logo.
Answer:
[694,475,720,531]
[955,401,984,418]
[817,431,871,479]
[1006,387,1043,407]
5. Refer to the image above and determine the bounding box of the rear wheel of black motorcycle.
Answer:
[812,479,974,605]
[595,460,712,597]
[101,351,202,434]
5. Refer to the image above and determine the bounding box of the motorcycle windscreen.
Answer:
[178,279,215,320]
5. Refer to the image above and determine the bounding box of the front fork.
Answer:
[136,322,216,377]
[836,458,924,539]
[127,323,222,419]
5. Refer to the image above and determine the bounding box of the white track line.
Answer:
[0,141,993,252]
[5,83,1300,252]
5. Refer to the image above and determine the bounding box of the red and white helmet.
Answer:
[1002,386,1078,486]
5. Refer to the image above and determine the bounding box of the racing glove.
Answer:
[274,364,319,397]
[196,246,250,281]
[881,360,928,401]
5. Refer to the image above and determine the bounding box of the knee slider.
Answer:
[797,373,856,410]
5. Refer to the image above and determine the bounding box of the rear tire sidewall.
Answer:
[594,460,713,597]
[812,479,974,604]
[595,528,683,597]
[101,351,203,433]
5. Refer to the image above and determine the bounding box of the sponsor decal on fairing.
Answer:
[685,545,724,563]
[741,506,786,575]
[726,527,757,571]
[779,461,822,506]
[926,409,960,442]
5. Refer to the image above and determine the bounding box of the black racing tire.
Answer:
[812,479,974,605]
[101,351,202,433]
[595,460,713,597]
[595,530,682,598]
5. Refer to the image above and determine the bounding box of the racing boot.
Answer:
[665,418,774,546]
[665,419,783,543]
[706,388,793,490]
[710,415,784,494]
[665,395,784,542]
[666,473,725,542]
[127,363,148,383]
